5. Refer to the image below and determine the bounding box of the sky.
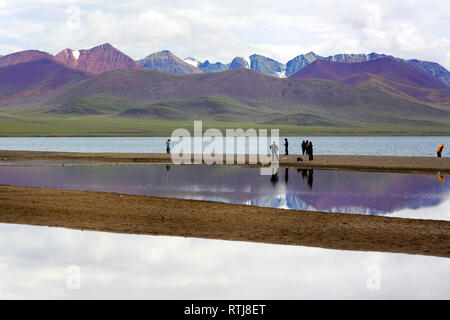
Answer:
[0,0,449,69]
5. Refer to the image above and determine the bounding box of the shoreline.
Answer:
[1,150,450,174]
[0,185,449,258]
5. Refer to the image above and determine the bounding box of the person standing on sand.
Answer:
[301,140,306,155]
[270,141,279,161]
[306,141,313,160]
[437,144,444,157]
[166,139,171,154]
[284,138,289,156]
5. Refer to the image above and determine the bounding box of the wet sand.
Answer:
[1,150,450,174]
[0,185,449,258]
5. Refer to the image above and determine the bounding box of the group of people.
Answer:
[301,140,314,160]
[269,139,314,161]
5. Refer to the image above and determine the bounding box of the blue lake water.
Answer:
[0,223,448,299]
[0,136,449,156]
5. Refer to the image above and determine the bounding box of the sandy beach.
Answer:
[0,184,449,258]
[1,150,450,174]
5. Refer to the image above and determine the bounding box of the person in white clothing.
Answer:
[270,141,279,161]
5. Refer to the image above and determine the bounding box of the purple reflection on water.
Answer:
[0,164,448,220]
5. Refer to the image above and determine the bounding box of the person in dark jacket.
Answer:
[301,140,306,155]
[284,138,289,156]
[306,141,313,160]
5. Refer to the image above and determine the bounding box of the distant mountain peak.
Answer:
[54,44,143,74]
[156,49,174,56]
[0,50,54,68]
[229,57,249,70]
[92,43,115,50]
[249,54,284,76]
[138,50,202,74]
[183,57,201,68]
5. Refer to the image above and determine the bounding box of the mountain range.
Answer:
[0,43,448,86]
[0,43,449,135]
[179,51,450,87]
[137,49,450,87]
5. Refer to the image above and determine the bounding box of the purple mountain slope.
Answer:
[0,58,91,103]
[0,50,53,68]
[290,57,446,89]
[289,57,450,104]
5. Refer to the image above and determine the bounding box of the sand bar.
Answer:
[1,150,449,174]
[0,185,449,258]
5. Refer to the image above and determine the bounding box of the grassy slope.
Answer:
[1,68,450,136]
[1,111,450,136]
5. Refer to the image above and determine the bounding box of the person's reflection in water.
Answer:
[301,168,307,180]
[284,168,289,184]
[438,175,445,184]
[166,165,171,182]
[270,167,278,186]
[307,169,314,189]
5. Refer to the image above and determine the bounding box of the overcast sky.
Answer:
[0,0,449,68]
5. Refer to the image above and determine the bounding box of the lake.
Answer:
[0,136,449,156]
[0,223,448,299]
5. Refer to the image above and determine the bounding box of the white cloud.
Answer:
[0,0,448,68]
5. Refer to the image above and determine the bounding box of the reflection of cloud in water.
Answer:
[0,224,449,299]
[388,199,450,220]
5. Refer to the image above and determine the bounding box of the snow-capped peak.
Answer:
[275,65,287,78]
[244,56,251,68]
[72,50,80,60]
[183,57,199,67]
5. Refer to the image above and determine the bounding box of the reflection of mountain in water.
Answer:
[0,164,448,217]
[244,191,447,215]
[248,194,313,211]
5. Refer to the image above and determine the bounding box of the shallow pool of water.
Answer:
[0,223,448,299]
[0,164,448,220]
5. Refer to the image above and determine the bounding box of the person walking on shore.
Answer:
[437,144,444,157]
[306,141,313,160]
[284,138,289,156]
[166,139,171,154]
[270,141,279,161]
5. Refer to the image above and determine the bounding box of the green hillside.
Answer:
[1,65,449,136]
